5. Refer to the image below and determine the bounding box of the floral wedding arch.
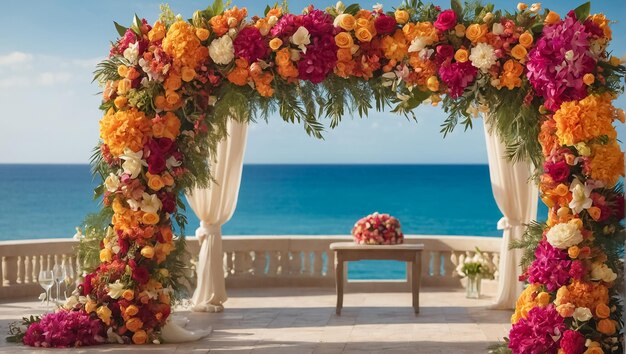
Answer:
[11,0,625,352]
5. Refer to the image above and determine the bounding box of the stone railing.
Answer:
[0,235,501,299]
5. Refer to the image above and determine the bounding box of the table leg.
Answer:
[411,252,421,314]
[335,252,344,315]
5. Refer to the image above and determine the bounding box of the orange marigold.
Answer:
[99,108,152,156]
[227,58,250,86]
[554,280,609,313]
[511,284,545,324]
[152,112,181,140]
[539,118,559,156]
[407,53,436,87]
[499,59,524,90]
[402,22,438,43]
[162,21,208,70]
[553,93,618,146]
[210,6,248,36]
[381,30,408,62]
[589,141,624,187]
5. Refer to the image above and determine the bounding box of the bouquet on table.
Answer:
[352,212,404,245]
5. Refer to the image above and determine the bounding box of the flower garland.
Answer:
[11,0,625,350]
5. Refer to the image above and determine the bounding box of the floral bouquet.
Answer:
[455,248,496,280]
[351,212,404,245]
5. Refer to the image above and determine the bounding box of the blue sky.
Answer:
[0,0,624,164]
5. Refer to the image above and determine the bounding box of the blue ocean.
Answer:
[0,164,548,279]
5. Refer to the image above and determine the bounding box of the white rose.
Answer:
[209,35,235,65]
[469,42,497,73]
[546,222,583,249]
[291,26,311,52]
[591,263,618,282]
[492,23,504,36]
[123,42,139,65]
[104,173,121,192]
[572,307,592,322]
[408,37,427,53]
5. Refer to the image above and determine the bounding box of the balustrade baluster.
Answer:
[3,256,17,286]
[252,251,266,276]
[313,251,323,277]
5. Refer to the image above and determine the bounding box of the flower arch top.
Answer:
[15,0,625,352]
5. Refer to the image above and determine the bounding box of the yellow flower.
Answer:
[85,300,97,313]
[269,38,283,51]
[568,246,580,259]
[394,10,409,24]
[195,28,210,41]
[126,317,144,332]
[426,76,439,91]
[122,289,134,301]
[114,96,128,109]
[510,45,528,60]
[97,305,112,325]
[544,11,560,25]
[518,31,534,48]
[117,78,132,95]
[454,24,466,37]
[181,66,196,82]
[536,292,551,306]
[142,212,160,225]
[583,73,595,85]
[141,245,155,259]
[338,14,357,31]
[335,32,354,49]
[465,24,487,43]
[99,248,113,262]
[117,65,129,78]
[454,49,469,63]
[149,21,166,42]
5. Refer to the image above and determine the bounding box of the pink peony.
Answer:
[438,60,477,98]
[233,26,269,63]
[526,240,572,292]
[23,310,105,348]
[434,9,457,31]
[526,12,596,111]
[374,14,397,34]
[508,305,566,354]
[544,160,570,183]
[560,330,585,354]
[270,13,303,38]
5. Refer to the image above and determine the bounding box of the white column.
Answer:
[483,116,538,310]
[185,118,248,312]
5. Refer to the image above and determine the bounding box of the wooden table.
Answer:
[330,242,424,315]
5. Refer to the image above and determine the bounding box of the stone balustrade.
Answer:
[0,235,501,299]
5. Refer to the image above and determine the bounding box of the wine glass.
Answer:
[52,265,66,303]
[38,270,54,309]
[62,263,75,300]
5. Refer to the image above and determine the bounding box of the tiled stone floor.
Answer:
[0,287,512,353]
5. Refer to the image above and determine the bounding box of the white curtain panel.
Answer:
[185,118,248,312]
[483,117,538,310]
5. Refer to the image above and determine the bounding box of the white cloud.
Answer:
[38,71,72,85]
[0,51,33,66]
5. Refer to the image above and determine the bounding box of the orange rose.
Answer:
[536,292,551,306]
[166,91,180,106]
[114,96,128,109]
[141,245,155,259]
[356,18,370,29]
[126,317,144,332]
[355,28,373,42]
[122,289,134,301]
[587,206,601,221]
[595,303,611,319]
[142,212,160,225]
[164,74,182,91]
[117,78,132,95]
[597,318,616,335]
[568,246,580,259]
[269,38,283,51]
[511,45,528,60]
[394,10,409,24]
[160,226,174,242]
[181,67,196,82]
[99,248,113,262]
[337,48,353,62]
[544,11,560,26]
[454,49,469,63]
[335,32,354,49]
[454,24,466,37]
[518,31,534,48]
[338,14,357,31]
[148,175,165,191]
[126,67,140,80]
[117,65,129,78]
[426,76,439,91]
[466,24,487,42]
[583,73,595,85]
[556,303,575,317]
[132,330,148,344]
[583,347,604,354]
[154,95,166,110]
[195,28,210,41]
[125,305,139,317]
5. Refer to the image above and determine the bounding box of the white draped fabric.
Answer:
[483,117,538,310]
[185,118,248,313]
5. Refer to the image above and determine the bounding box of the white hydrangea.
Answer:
[209,35,235,65]
[546,222,583,249]
[469,43,497,73]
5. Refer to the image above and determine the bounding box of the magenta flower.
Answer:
[374,14,397,34]
[544,160,570,183]
[233,26,269,63]
[438,60,477,98]
[434,9,457,31]
[508,305,566,354]
[560,330,585,354]
[297,9,337,83]
[270,13,303,38]
[526,240,572,292]
[526,12,596,111]
[23,310,105,348]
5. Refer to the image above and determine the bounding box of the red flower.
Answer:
[132,266,150,285]
[233,26,269,63]
[560,330,585,354]
[158,191,176,214]
[434,9,457,31]
[81,272,95,296]
[544,160,570,183]
[374,14,397,35]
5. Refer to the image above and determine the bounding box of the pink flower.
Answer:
[270,13,303,38]
[23,310,105,348]
[374,14,397,34]
[438,60,477,98]
[569,260,586,280]
[560,330,585,354]
[544,160,570,183]
[526,240,572,292]
[233,26,269,63]
[508,305,566,354]
[297,9,337,83]
[434,9,457,31]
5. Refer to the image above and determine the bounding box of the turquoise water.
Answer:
[0,164,548,279]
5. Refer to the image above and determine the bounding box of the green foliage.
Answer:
[76,208,113,273]
[113,21,127,37]
[487,341,512,354]
[440,94,474,137]
[573,2,591,22]
[93,55,129,85]
[6,315,41,343]
[509,221,546,272]
[159,4,178,26]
